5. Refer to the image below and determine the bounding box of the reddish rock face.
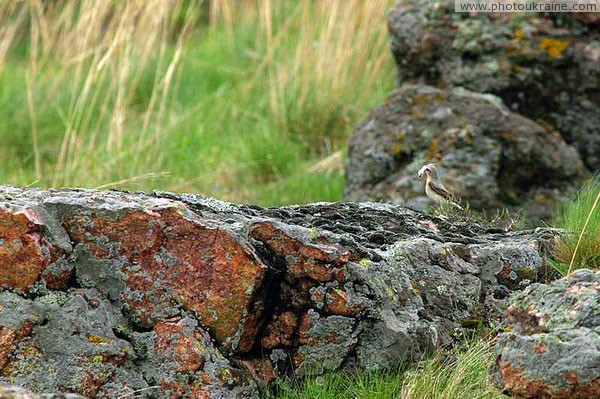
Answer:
[154,318,206,374]
[0,208,55,292]
[495,270,600,398]
[261,311,298,349]
[0,187,565,396]
[500,362,600,399]
[324,287,365,317]
[239,358,276,383]
[0,322,34,370]
[64,206,268,353]
[249,221,353,282]
[152,318,218,397]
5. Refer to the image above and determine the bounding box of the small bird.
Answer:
[418,163,463,210]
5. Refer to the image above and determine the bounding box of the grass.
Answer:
[551,176,600,275]
[262,338,503,399]
[0,0,396,206]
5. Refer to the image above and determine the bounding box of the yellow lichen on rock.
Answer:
[539,38,570,59]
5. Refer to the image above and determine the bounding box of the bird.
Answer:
[418,163,463,210]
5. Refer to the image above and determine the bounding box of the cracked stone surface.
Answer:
[493,269,600,399]
[0,186,560,397]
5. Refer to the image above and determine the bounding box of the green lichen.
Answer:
[220,368,234,384]
[91,355,103,363]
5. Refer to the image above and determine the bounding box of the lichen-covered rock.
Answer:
[0,385,84,399]
[0,207,62,292]
[493,269,600,399]
[0,186,561,396]
[388,0,600,171]
[344,84,587,223]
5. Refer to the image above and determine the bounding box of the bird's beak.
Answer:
[417,166,427,179]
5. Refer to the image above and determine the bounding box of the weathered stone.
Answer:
[249,221,352,282]
[493,269,600,398]
[388,0,600,171]
[261,311,298,349]
[294,311,359,375]
[344,84,587,224]
[135,315,256,398]
[0,385,84,399]
[2,289,132,397]
[0,186,561,395]
[0,207,57,292]
[64,205,268,353]
[0,293,42,370]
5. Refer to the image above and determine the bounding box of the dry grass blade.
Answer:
[95,172,171,190]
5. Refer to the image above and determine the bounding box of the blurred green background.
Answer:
[0,0,396,205]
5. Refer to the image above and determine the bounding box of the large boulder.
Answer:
[388,0,600,171]
[344,84,587,223]
[493,269,600,399]
[0,186,559,396]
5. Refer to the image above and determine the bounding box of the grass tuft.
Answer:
[552,177,600,274]
[262,338,502,399]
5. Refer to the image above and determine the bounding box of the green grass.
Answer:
[262,338,503,399]
[551,176,600,274]
[0,0,396,206]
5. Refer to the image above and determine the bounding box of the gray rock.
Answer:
[344,84,587,224]
[0,186,561,394]
[0,385,83,399]
[388,0,600,171]
[493,269,600,398]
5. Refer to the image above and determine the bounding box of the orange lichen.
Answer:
[87,335,110,345]
[410,281,421,296]
[427,139,440,159]
[533,118,555,133]
[515,29,526,41]
[410,94,445,107]
[391,144,404,155]
[501,131,519,141]
[533,342,548,354]
[411,109,423,118]
[539,38,570,59]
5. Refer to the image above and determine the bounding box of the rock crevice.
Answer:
[0,186,558,397]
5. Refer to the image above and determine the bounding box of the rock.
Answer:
[0,207,60,292]
[388,0,600,171]
[0,385,83,399]
[493,269,600,399]
[0,186,560,395]
[344,84,587,224]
